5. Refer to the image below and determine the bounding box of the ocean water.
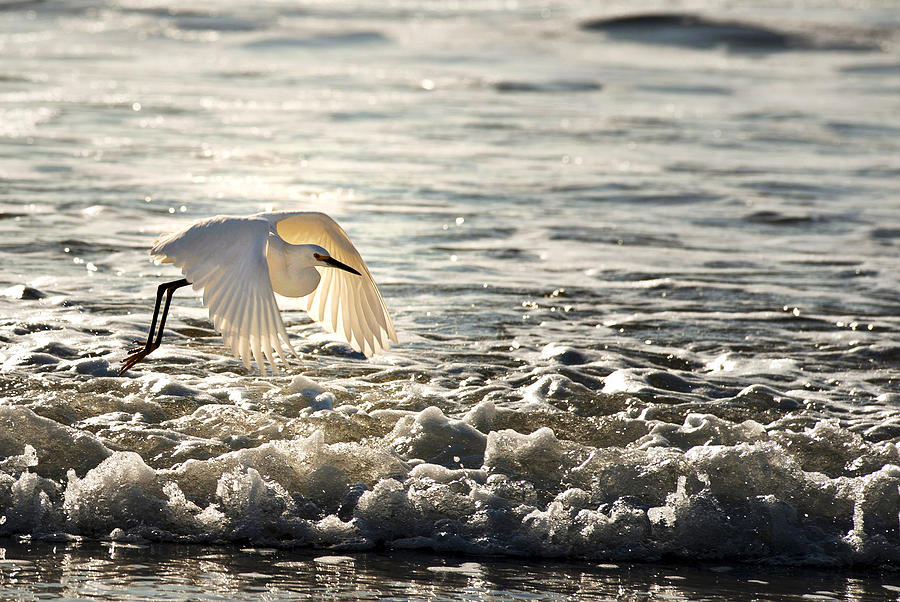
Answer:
[1,0,900,597]
[3,540,900,601]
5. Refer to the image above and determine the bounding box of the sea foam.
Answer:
[1,401,899,565]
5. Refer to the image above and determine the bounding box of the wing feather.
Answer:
[259,211,397,357]
[150,215,291,373]
[261,301,277,370]
[363,280,385,351]
[234,288,252,367]
[345,286,362,352]
[243,292,257,367]
[329,269,342,334]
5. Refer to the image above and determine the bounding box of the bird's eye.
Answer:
[313,253,323,261]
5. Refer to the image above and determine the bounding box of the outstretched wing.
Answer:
[260,211,398,357]
[150,215,292,375]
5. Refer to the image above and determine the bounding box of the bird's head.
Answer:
[310,245,361,275]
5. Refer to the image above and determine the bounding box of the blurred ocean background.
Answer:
[1,0,900,598]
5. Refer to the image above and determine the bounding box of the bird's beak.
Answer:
[322,256,361,275]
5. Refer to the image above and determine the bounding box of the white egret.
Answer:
[120,211,397,375]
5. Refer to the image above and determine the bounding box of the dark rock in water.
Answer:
[34,341,79,359]
[17,353,59,366]
[582,14,795,51]
[494,80,602,93]
[863,422,900,442]
[173,15,259,32]
[2,284,46,300]
[645,371,693,393]
[337,483,368,521]
[320,341,366,359]
[871,227,900,240]
[580,13,876,53]
[21,286,46,300]
[245,31,388,50]
[777,398,801,411]
[222,434,252,450]
[68,358,117,376]
[841,62,900,75]
[541,344,589,366]
[744,210,819,226]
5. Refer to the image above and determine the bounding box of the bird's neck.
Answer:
[265,235,322,297]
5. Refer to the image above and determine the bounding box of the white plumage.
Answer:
[149,211,397,374]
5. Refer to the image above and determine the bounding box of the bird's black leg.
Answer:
[141,281,171,351]
[152,279,185,349]
[120,278,190,375]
